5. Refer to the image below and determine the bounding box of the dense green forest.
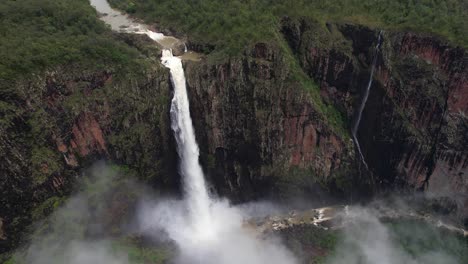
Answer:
[0,0,145,84]
[110,0,467,55]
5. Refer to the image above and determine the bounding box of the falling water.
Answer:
[161,49,214,240]
[352,32,383,169]
[89,1,213,236]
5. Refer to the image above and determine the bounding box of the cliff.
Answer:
[280,17,468,222]
[184,17,467,222]
[1,13,467,257]
[185,43,359,203]
[0,34,178,253]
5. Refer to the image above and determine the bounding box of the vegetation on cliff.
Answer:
[0,0,173,256]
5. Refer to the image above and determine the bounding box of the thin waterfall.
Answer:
[352,32,383,170]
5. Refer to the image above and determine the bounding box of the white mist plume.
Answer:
[327,207,459,264]
[13,164,131,264]
[137,198,297,264]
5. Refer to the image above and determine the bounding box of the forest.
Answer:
[109,0,468,55]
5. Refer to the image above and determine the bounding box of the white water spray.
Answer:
[352,32,383,169]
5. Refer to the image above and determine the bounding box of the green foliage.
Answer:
[273,166,319,199]
[206,154,216,169]
[0,0,145,84]
[281,225,340,264]
[110,0,467,57]
[30,146,62,186]
[276,34,349,137]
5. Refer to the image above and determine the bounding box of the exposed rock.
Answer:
[69,112,108,157]
[249,205,468,237]
[171,40,186,56]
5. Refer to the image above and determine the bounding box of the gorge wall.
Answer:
[0,34,179,253]
[1,16,467,256]
[184,43,359,203]
[185,17,467,221]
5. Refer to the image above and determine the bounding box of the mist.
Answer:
[137,197,297,264]
[326,206,461,264]
[9,163,297,264]
[9,164,137,264]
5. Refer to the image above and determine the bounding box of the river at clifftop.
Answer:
[90,0,200,60]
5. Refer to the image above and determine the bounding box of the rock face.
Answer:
[279,17,468,223]
[185,42,360,203]
[0,35,180,253]
[184,18,467,217]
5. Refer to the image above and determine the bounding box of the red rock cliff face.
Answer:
[281,19,467,223]
[0,48,176,253]
[398,33,468,113]
[388,34,467,197]
[69,112,108,157]
[185,43,357,202]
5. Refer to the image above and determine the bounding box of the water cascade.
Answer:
[137,37,296,264]
[89,1,299,263]
[352,32,383,169]
[161,49,214,240]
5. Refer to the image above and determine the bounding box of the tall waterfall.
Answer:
[352,32,383,169]
[89,3,299,263]
[160,49,213,240]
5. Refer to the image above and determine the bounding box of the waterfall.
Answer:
[160,49,214,240]
[89,3,299,263]
[352,32,383,170]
